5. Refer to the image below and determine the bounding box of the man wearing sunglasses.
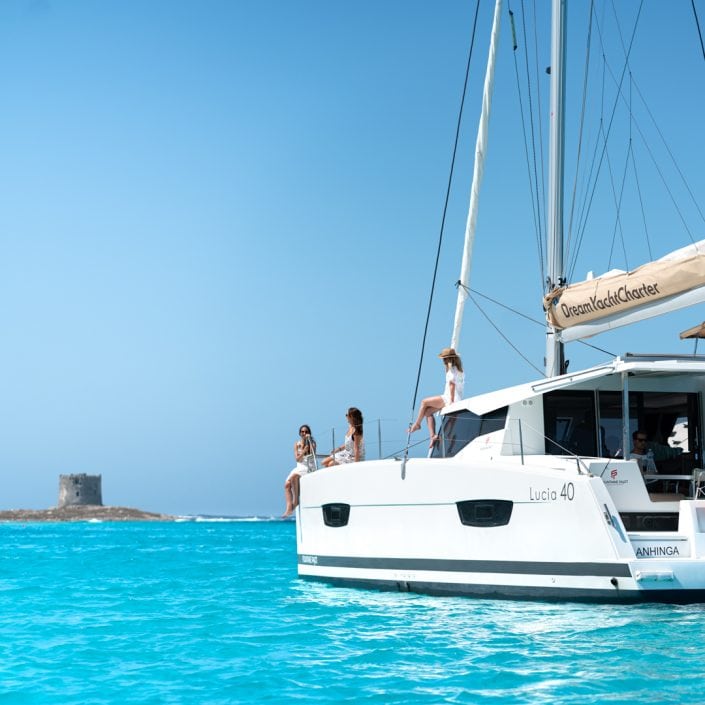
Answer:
[631,430,658,478]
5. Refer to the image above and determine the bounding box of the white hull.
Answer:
[297,459,705,601]
[295,356,705,602]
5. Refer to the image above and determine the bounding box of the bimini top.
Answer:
[442,353,705,417]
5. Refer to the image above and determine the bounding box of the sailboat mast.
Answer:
[450,0,502,353]
[545,0,567,377]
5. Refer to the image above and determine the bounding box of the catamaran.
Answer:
[294,0,705,601]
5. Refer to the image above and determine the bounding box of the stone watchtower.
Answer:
[58,474,103,508]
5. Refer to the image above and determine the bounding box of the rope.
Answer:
[405,0,483,453]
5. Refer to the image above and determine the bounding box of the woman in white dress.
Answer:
[282,424,317,517]
[322,408,365,466]
[409,347,464,445]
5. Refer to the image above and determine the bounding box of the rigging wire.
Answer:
[572,1,703,283]
[571,72,606,280]
[628,140,653,263]
[406,0,482,436]
[568,0,644,280]
[693,0,705,61]
[572,0,705,276]
[466,290,545,377]
[600,0,635,272]
[458,282,617,363]
[458,282,545,327]
[507,0,546,292]
[619,73,654,265]
[565,0,595,269]
[581,30,702,272]
[605,130,631,270]
[507,7,540,274]
[530,0,547,244]
[628,77,705,231]
[604,74,633,271]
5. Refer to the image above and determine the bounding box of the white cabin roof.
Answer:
[443,354,705,417]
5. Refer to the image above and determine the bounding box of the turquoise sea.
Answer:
[1,520,703,704]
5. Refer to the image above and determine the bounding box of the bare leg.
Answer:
[282,477,295,517]
[426,410,439,447]
[291,475,301,511]
[426,411,436,436]
[409,396,444,433]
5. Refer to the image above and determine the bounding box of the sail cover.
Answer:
[544,239,705,342]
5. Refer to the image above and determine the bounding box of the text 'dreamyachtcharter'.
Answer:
[560,283,661,320]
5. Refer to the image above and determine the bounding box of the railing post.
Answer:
[518,418,524,465]
[622,371,630,460]
[378,418,382,459]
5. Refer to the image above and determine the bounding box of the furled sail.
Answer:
[450,0,502,352]
[543,239,705,342]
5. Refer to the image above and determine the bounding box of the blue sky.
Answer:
[0,0,703,516]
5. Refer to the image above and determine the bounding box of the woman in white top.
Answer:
[409,347,464,446]
[323,407,365,466]
[283,424,317,517]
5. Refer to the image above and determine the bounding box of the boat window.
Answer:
[543,391,597,456]
[457,499,513,527]
[431,407,508,458]
[544,389,701,467]
[597,391,628,458]
[618,391,701,471]
[322,503,350,528]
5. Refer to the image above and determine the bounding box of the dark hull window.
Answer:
[457,500,513,527]
[322,503,350,527]
[431,407,508,458]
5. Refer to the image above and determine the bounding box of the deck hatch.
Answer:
[457,499,513,527]
[322,503,350,527]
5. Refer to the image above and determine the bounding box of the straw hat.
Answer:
[438,347,458,359]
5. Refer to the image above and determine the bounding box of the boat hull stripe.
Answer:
[300,575,705,603]
[298,554,632,577]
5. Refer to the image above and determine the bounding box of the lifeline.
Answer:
[560,282,660,319]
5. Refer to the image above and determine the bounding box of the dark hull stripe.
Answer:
[301,575,705,604]
[298,554,632,577]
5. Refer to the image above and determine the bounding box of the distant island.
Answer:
[0,505,175,522]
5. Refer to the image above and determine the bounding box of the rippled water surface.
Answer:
[0,520,702,704]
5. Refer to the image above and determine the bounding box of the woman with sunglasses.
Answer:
[282,424,317,517]
[322,408,365,467]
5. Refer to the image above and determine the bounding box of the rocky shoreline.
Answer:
[0,505,175,522]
